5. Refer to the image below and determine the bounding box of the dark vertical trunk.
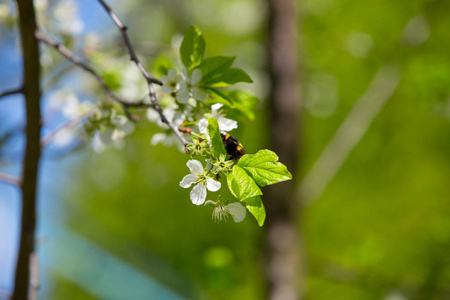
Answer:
[264,0,301,299]
[13,0,41,299]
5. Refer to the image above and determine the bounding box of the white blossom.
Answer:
[118,64,147,100]
[198,104,238,134]
[177,68,208,104]
[53,0,84,35]
[92,115,135,153]
[52,127,77,148]
[150,132,186,152]
[161,68,183,94]
[180,160,221,205]
[211,103,238,131]
[146,107,185,129]
[60,95,95,119]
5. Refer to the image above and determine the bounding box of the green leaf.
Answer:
[199,56,235,82]
[180,26,205,71]
[227,91,259,120]
[227,165,262,201]
[207,118,227,158]
[238,149,292,187]
[242,196,266,226]
[201,68,253,87]
[204,87,234,107]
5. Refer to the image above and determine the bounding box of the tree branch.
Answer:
[13,0,41,299]
[35,30,149,110]
[96,0,190,149]
[0,172,22,186]
[36,28,189,149]
[0,87,23,100]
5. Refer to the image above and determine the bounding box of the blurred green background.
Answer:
[2,0,450,299]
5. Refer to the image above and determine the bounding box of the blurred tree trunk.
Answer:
[264,0,301,299]
[13,0,41,299]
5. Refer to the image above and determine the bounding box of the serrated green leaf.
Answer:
[201,68,253,87]
[199,56,235,82]
[227,165,262,201]
[180,26,205,71]
[242,196,266,226]
[207,118,227,158]
[238,149,292,187]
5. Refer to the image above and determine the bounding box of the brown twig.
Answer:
[96,0,190,149]
[35,30,150,112]
[0,87,23,99]
[0,172,22,186]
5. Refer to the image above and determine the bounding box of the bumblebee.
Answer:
[221,133,247,161]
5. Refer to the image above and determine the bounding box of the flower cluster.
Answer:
[161,68,207,105]
[155,65,245,222]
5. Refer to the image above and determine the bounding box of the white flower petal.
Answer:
[52,127,76,147]
[161,85,173,94]
[92,133,106,153]
[111,129,125,141]
[119,120,135,135]
[150,133,167,146]
[112,116,135,134]
[198,118,208,134]
[191,69,202,84]
[186,159,203,175]
[177,90,190,104]
[99,127,115,144]
[178,82,187,93]
[180,174,197,188]
[226,202,246,223]
[163,108,175,123]
[146,108,160,122]
[182,67,189,80]
[168,68,178,79]
[211,103,223,115]
[190,183,207,205]
[218,117,238,132]
[192,87,208,101]
[172,111,186,127]
[206,178,221,192]
[161,75,169,84]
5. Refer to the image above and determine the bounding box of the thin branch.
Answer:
[298,65,402,205]
[0,87,23,99]
[96,0,162,86]
[0,172,22,186]
[96,0,190,149]
[35,30,149,110]
[29,252,39,300]
[40,113,92,147]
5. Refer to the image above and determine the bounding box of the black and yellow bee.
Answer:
[221,133,247,161]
